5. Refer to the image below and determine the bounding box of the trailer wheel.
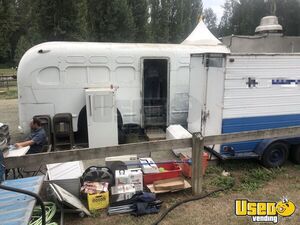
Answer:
[261,142,289,168]
[117,109,123,129]
[290,145,300,164]
[118,127,126,144]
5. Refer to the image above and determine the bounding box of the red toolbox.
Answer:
[179,152,209,178]
[143,163,182,185]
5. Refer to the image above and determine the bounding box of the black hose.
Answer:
[151,187,231,225]
[0,184,46,225]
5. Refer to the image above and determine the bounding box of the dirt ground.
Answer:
[1,99,300,225]
[0,99,24,143]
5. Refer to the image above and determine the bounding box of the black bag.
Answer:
[80,166,114,187]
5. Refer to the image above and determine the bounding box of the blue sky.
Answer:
[203,0,225,21]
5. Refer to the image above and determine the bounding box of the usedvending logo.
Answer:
[235,198,296,223]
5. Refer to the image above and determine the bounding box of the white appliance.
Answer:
[85,88,118,148]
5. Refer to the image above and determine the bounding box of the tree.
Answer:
[128,0,150,42]
[276,0,300,36]
[150,0,203,43]
[219,0,238,36]
[36,0,86,41]
[87,0,135,42]
[203,8,218,36]
[0,0,17,64]
[149,0,162,42]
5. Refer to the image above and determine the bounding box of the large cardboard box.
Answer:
[111,184,136,202]
[115,168,143,191]
[128,168,143,191]
[115,170,130,185]
[87,192,109,211]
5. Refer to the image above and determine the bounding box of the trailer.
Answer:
[188,53,300,167]
[17,21,229,147]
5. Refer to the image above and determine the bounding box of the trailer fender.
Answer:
[254,138,290,158]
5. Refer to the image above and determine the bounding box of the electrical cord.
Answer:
[151,185,233,225]
[0,184,46,225]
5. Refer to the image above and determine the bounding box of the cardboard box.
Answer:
[87,191,109,211]
[111,184,136,202]
[115,170,130,186]
[105,155,139,170]
[115,169,143,191]
[128,168,143,191]
[147,178,191,194]
[139,158,159,174]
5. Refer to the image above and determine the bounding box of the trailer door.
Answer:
[85,88,118,148]
[188,54,225,136]
[203,54,226,137]
[188,54,207,133]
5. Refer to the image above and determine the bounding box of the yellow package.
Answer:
[87,191,109,211]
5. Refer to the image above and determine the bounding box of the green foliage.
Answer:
[239,167,277,192]
[14,36,31,63]
[0,0,205,65]
[128,0,150,42]
[211,176,235,189]
[36,0,86,41]
[151,0,203,43]
[87,0,136,42]
[203,8,218,36]
[0,0,17,64]
[0,86,18,99]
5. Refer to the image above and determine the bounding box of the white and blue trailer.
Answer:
[188,53,300,167]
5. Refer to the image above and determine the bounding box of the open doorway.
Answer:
[143,59,168,130]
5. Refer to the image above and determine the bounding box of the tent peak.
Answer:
[181,20,222,46]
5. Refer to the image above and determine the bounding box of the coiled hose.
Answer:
[30,202,58,225]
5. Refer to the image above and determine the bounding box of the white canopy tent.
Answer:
[181,20,230,53]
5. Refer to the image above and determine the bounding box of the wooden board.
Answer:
[147,179,191,194]
[153,177,185,191]
[146,128,166,141]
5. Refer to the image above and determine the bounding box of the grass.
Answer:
[0,68,16,76]
[0,86,18,99]
[239,168,276,191]
[204,160,284,192]
[0,68,18,99]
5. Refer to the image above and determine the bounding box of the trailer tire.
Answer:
[290,145,300,164]
[117,109,123,129]
[118,128,126,144]
[261,142,289,168]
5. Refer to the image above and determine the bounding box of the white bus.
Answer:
[17,21,229,147]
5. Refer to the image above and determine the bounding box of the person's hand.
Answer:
[15,143,22,148]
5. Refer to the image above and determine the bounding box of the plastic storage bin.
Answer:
[179,152,209,178]
[143,163,182,185]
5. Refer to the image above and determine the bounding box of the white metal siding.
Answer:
[223,55,300,119]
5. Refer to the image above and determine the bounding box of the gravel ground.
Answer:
[0,98,25,143]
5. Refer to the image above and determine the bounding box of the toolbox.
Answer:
[143,163,182,185]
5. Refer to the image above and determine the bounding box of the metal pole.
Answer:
[192,133,203,195]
